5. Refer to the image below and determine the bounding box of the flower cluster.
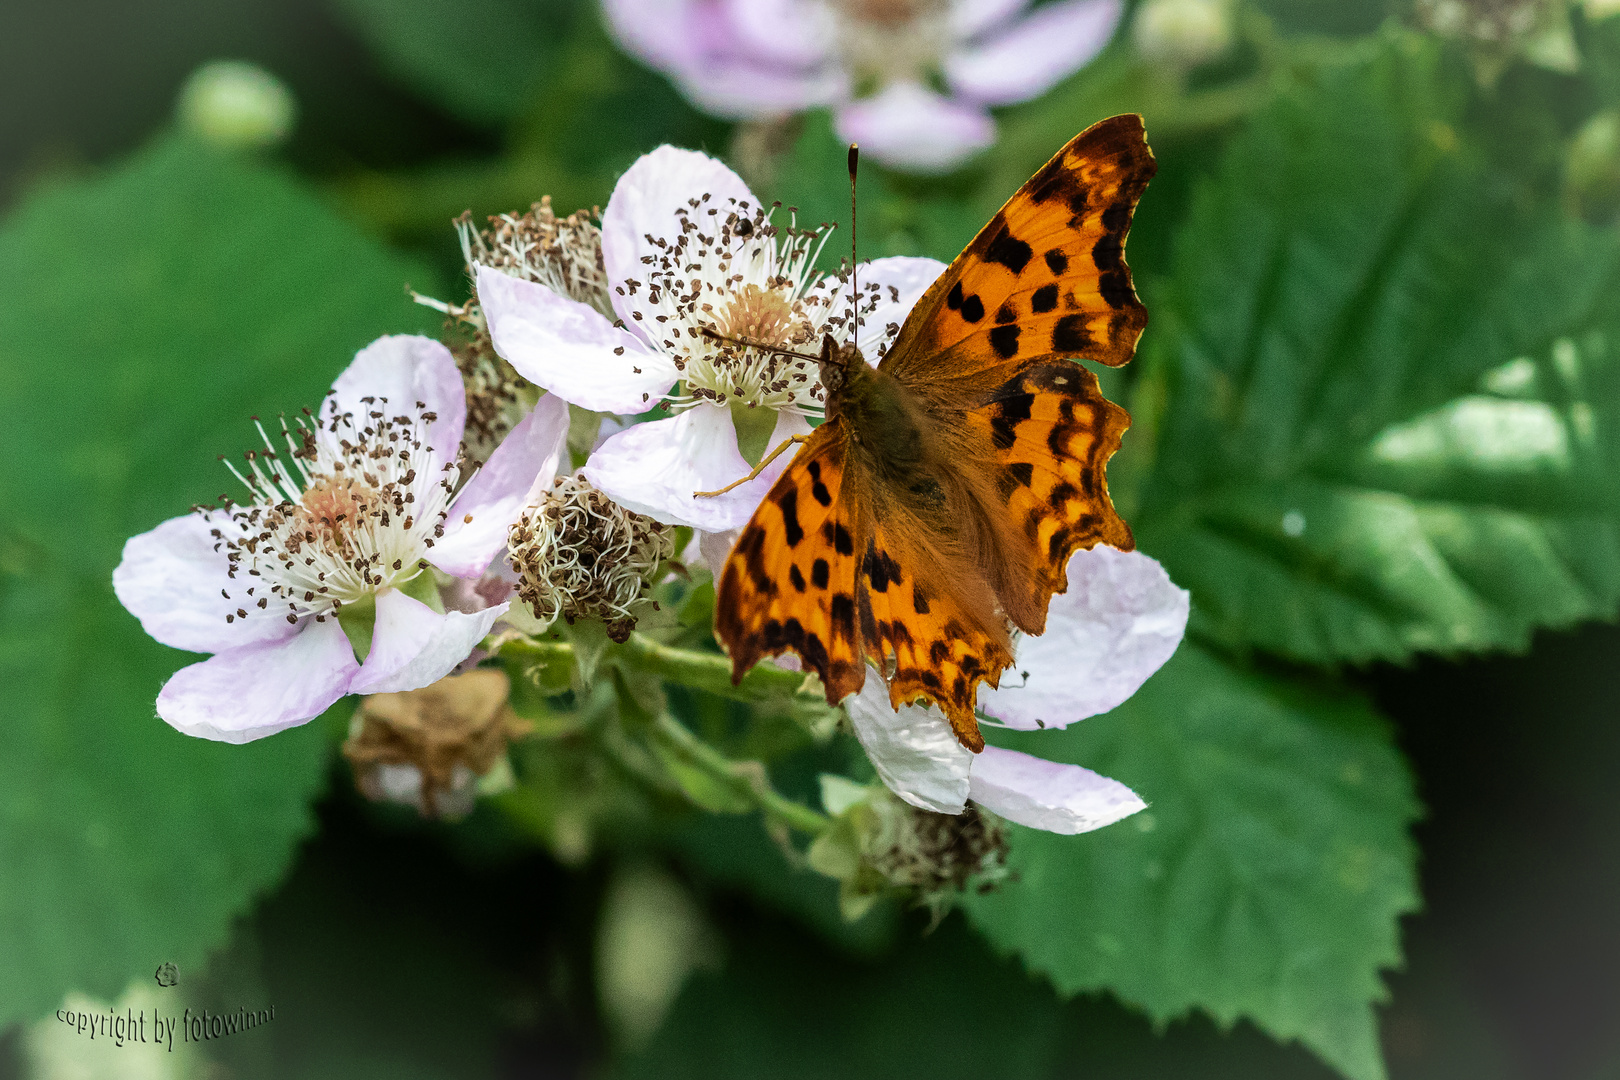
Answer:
[115,140,1186,856]
[603,0,1123,173]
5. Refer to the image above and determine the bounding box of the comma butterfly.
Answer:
[708,115,1155,751]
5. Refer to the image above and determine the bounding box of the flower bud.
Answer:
[344,669,532,819]
[1566,108,1620,220]
[1415,0,1578,85]
[1132,0,1235,70]
[508,475,676,642]
[175,61,296,150]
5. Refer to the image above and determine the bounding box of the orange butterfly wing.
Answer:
[715,115,1154,749]
[714,424,869,705]
[881,114,1155,384]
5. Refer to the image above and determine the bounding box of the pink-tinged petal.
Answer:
[696,527,740,580]
[952,0,1032,39]
[679,64,844,119]
[477,265,676,414]
[601,147,758,326]
[581,404,788,531]
[603,0,715,71]
[725,0,832,65]
[350,589,507,696]
[432,394,570,578]
[968,745,1144,833]
[980,546,1187,731]
[834,83,995,173]
[329,335,466,469]
[114,511,297,654]
[844,678,972,814]
[945,0,1121,106]
[853,256,947,357]
[156,618,359,743]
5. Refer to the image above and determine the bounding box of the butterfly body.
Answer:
[714,115,1156,751]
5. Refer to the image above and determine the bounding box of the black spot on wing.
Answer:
[995,302,1017,325]
[1031,284,1058,313]
[821,521,855,556]
[961,294,985,323]
[984,221,1033,274]
[811,558,830,589]
[830,593,856,640]
[946,281,963,310]
[988,324,1021,359]
[789,564,806,592]
[1045,248,1069,275]
[778,488,803,547]
[1052,313,1094,353]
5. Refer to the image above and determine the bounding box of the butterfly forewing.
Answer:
[971,361,1133,619]
[714,424,869,705]
[880,114,1156,383]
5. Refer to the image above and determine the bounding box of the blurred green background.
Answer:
[5,1,1620,1078]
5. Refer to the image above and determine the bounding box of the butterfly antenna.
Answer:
[847,143,859,338]
[699,326,821,362]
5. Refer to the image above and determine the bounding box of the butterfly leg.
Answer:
[694,435,810,498]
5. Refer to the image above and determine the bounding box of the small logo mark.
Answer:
[154,962,179,988]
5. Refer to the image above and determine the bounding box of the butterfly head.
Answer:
[815,332,865,402]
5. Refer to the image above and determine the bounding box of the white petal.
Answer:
[601,146,758,328]
[980,546,1187,731]
[432,394,570,578]
[697,527,741,581]
[114,511,297,654]
[952,0,1031,39]
[329,335,466,469]
[851,256,947,357]
[945,0,1121,106]
[834,83,995,174]
[968,745,1144,833]
[581,404,791,531]
[477,264,676,414]
[349,589,508,696]
[844,677,973,814]
[156,618,359,743]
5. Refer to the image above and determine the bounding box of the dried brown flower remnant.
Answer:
[344,669,532,818]
[459,197,613,317]
[508,474,676,641]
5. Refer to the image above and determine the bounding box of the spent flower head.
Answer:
[508,473,677,642]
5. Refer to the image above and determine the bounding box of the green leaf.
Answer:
[962,644,1420,1080]
[0,134,442,1029]
[1134,32,1620,663]
[331,0,567,126]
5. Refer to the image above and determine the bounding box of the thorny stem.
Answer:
[492,631,831,835]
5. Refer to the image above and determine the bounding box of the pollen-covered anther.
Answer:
[507,474,676,641]
[212,398,456,627]
[616,195,866,415]
[460,196,612,317]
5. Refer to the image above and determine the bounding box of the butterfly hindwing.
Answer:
[856,526,1014,752]
[714,424,869,705]
[881,114,1155,383]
